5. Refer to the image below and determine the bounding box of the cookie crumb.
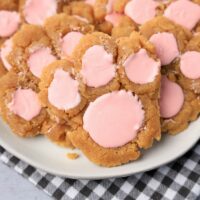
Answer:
[67,153,79,160]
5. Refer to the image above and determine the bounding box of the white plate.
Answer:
[0,118,199,180]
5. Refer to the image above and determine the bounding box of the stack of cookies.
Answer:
[0,0,199,167]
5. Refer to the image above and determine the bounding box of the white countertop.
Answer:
[0,161,51,200]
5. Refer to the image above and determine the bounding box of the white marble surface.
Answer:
[0,161,51,200]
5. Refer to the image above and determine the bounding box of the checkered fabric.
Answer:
[0,142,199,200]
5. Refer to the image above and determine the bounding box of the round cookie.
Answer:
[140,16,192,66]
[0,71,47,137]
[160,72,200,135]
[0,1,21,44]
[68,90,161,167]
[19,0,61,25]
[72,31,120,100]
[163,0,200,31]
[117,31,161,99]
[44,14,94,60]
[8,24,57,88]
[62,1,95,24]
[39,59,87,121]
[169,34,200,94]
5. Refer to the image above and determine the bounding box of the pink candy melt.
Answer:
[1,39,12,71]
[27,47,56,78]
[85,0,96,6]
[8,89,41,121]
[124,49,160,84]
[83,90,144,148]
[159,76,184,118]
[180,51,200,79]
[61,32,83,58]
[81,45,116,88]
[105,13,123,26]
[0,11,20,37]
[124,0,158,24]
[48,69,81,110]
[23,0,57,25]
[150,32,179,65]
[106,0,116,13]
[164,0,200,30]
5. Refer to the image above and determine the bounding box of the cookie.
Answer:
[44,13,94,60]
[39,59,87,121]
[140,16,192,66]
[42,117,74,148]
[62,1,95,24]
[117,31,161,99]
[19,0,61,25]
[72,32,120,100]
[8,24,57,88]
[169,34,200,94]
[163,0,200,31]
[0,1,21,44]
[159,72,200,135]
[68,90,161,167]
[0,71,47,137]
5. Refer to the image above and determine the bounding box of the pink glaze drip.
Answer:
[164,0,200,30]
[23,0,57,25]
[123,49,160,84]
[105,13,123,26]
[0,11,20,37]
[159,76,184,118]
[150,32,179,66]
[124,0,158,24]
[83,90,144,148]
[27,47,56,78]
[8,88,41,121]
[48,69,81,110]
[180,51,200,79]
[81,45,116,88]
[61,32,84,58]
[0,39,12,71]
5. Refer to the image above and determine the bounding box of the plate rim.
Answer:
[0,131,199,180]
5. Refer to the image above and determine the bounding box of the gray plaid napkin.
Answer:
[0,142,199,200]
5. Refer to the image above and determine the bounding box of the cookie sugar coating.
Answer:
[44,14,94,59]
[117,32,161,98]
[72,32,120,100]
[39,60,87,121]
[0,72,47,137]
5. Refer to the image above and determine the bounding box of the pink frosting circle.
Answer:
[164,0,200,31]
[159,76,184,118]
[0,39,13,71]
[81,45,116,88]
[150,32,179,66]
[123,49,160,84]
[0,11,20,37]
[83,90,145,148]
[61,32,84,58]
[23,0,57,25]
[27,47,56,78]
[48,69,81,110]
[8,89,41,121]
[124,0,158,25]
[180,51,200,79]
